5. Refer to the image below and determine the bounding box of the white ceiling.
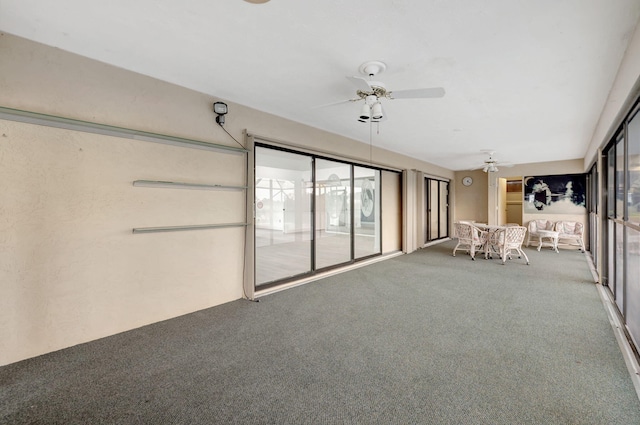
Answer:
[1,0,639,170]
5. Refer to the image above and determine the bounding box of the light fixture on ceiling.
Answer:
[371,102,383,120]
[243,0,270,3]
[358,95,382,123]
[213,101,228,126]
[359,103,371,121]
[474,150,511,173]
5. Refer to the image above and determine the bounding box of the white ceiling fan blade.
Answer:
[312,98,360,109]
[389,87,445,99]
[346,76,372,92]
[469,161,513,171]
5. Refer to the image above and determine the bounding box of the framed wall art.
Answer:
[523,174,586,214]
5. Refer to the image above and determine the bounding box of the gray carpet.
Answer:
[1,241,639,424]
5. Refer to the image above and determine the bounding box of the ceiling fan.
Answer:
[472,150,514,173]
[324,61,445,123]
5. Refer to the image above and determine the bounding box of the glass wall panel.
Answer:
[354,166,381,259]
[608,220,615,289]
[315,159,352,269]
[616,135,625,220]
[608,144,616,219]
[627,227,640,348]
[616,222,625,314]
[429,180,439,240]
[255,147,313,286]
[629,111,640,226]
[588,165,597,261]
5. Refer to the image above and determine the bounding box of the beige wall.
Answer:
[381,170,402,252]
[0,33,453,365]
[453,170,489,224]
[1,120,246,364]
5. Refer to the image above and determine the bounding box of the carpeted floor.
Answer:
[1,241,639,424]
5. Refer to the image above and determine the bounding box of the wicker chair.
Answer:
[526,219,554,247]
[555,221,585,252]
[452,222,486,260]
[498,226,530,265]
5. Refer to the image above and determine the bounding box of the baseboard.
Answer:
[596,284,640,403]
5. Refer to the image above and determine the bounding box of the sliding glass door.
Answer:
[625,107,640,347]
[255,144,382,288]
[255,147,313,285]
[602,102,640,351]
[425,177,449,243]
[315,159,352,269]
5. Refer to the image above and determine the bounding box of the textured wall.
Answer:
[453,169,489,224]
[0,120,246,365]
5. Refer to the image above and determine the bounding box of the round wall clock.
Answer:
[462,176,473,186]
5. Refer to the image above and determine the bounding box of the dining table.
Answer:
[473,223,506,259]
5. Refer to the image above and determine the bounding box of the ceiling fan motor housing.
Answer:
[359,60,387,77]
[357,83,387,101]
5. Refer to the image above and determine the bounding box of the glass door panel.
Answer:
[629,110,640,226]
[616,135,625,220]
[605,144,616,289]
[616,222,625,314]
[425,178,449,243]
[626,227,640,348]
[588,165,598,264]
[608,144,616,218]
[608,220,615,291]
[354,166,381,259]
[315,159,352,269]
[429,180,439,240]
[255,147,313,286]
[439,181,449,238]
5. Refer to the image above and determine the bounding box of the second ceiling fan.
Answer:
[330,61,445,123]
[472,150,514,173]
